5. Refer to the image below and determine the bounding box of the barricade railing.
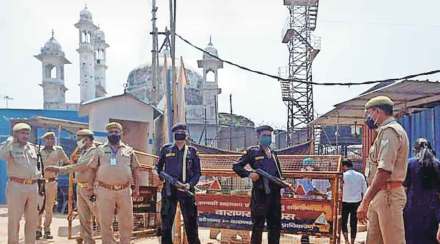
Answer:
[67,151,342,243]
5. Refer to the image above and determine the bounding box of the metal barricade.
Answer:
[196,154,342,243]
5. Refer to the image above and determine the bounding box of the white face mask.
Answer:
[77,139,85,149]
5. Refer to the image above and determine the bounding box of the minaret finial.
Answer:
[209,35,212,45]
[51,29,55,39]
[85,3,88,9]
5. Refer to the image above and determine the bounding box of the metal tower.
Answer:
[280,0,320,145]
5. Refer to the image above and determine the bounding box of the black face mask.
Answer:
[108,134,121,145]
[174,132,186,141]
[365,115,378,130]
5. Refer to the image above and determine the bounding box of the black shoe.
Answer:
[36,230,42,240]
[44,231,53,239]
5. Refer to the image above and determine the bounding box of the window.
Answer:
[206,70,216,82]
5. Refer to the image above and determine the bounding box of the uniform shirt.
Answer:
[40,145,69,179]
[59,145,98,183]
[0,139,40,180]
[233,145,283,189]
[156,144,201,187]
[88,142,139,185]
[366,117,409,184]
[343,169,367,203]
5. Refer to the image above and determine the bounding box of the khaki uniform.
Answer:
[60,145,99,244]
[37,145,69,232]
[0,139,40,244]
[88,142,139,244]
[365,117,409,244]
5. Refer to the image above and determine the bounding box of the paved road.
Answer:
[0,206,366,243]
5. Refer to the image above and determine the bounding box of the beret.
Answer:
[41,131,55,139]
[76,129,94,136]
[105,122,123,132]
[12,123,31,132]
[172,123,187,132]
[365,96,394,109]
[256,125,274,133]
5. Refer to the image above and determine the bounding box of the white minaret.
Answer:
[75,6,98,103]
[35,30,71,110]
[94,28,108,98]
[197,37,223,124]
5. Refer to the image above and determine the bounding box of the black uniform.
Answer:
[156,143,201,244]
[233,145,283,244]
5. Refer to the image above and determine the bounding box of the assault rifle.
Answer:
[37,141,46,215]
[159,171,194,197]
[255,168,292,194]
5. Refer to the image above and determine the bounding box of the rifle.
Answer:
[37,141,46,215]
[159,171,194,197]
[255,168,292,194]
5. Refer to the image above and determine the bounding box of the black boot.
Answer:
[36,230,42,240]
[44,230,53,239]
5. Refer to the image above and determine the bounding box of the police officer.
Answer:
[88,122,140,244]
[233,125,284,244]
[37,131,70,240]
[357,96,409,244]
[156,123,201,244]
[46,129,99,244]
[0,123,40,244]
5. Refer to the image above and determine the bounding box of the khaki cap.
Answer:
[365,96,394,109]
[105,122,123,132]
[41,131,55,139]
[12,123,31,132]
[76,129,94,136]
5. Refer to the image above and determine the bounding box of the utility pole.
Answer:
[229,94,233,151]
[169,0,177,95]
[229,94,233,115]
[151,0,160,105]
[204,106,208,145]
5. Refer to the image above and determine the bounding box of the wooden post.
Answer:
[67,172,74,239]
[174,205,182,243]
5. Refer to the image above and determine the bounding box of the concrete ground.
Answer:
[0,206,366,243]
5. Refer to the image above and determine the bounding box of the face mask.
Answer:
[259,135,272,147]
[77,139,85,149]
[174,132,186,141]
[364,113,378,130]
[108,134,121,145]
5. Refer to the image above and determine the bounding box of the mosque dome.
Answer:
[126,64,204,105]
[95,29,105,41]
[80,6,93,22]
[40,32,64,56]
[203,38,218,59]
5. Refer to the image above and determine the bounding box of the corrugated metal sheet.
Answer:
[399,104,440,158]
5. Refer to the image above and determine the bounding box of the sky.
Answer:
[1,0,440,129]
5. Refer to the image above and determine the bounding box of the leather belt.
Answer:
[9,176,37,185]
[97,181,130,191]
[380,181,402,191]
[46,178,57,183]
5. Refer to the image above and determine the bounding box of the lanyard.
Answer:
[265,147,282,178]
[182,145,188,182]
[110,146,119,166]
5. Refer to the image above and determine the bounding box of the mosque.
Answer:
[33,6,260,151]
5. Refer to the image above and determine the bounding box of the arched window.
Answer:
[206,70,215,82]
